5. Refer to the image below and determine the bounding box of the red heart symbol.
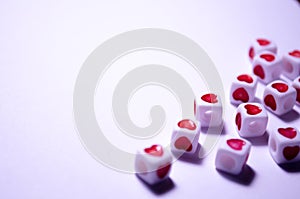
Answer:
[283,146,300,161]
[257,39,270,46]
[174,137,192,152]
[235,112,242,130]
[178,119,197,130]
[289,50,300,58]
[260,54,275,62]
[233,88,249,102]
[296,88,300,103]
[237,74,253,83]
[264,94,277,111]
[249,47,254,59]
[278,127,297,139]
[227,139,246,151]
[272,82,288,93]
[244,104,262,115]
[156,163,171,179]
[201,93,218,103]
[144,145,163,156]
[253,65,265,79]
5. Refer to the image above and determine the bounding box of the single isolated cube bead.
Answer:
[248,38,277,61]
[269,127,300,164]
[194,93,223,127]
[215,137,251,175]
[235,103,268,138]
[230,74,257,105]
[282,50,300,80]
[171,119,200,154]
[135,144,172,185]
[292,76,300,105]
[252,51,282,84]
[263,80,297,115]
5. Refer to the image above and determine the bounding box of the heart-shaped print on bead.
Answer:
[235,112,241,130]
[201,93,218,103]
[272,82,288,93]
[157,163,171,179]
[289,50,300,58]
[283,146,300,161]
[249,47,254,59]
[144,145,163,156]
[257,39,270,46]
[264,94,276,111]
[233,88,249,102]
[174,137,192,152]
[244,104,262,115]
[237,74,253,83]
[253,65,265,79]
[227,139,246,151]
[260,54,275,62]
[278,128,297,139]
[178,119,196,130]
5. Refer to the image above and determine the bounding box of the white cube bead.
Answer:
[171,119,200,154]
[215,137,251,175]
[135,144,172,185]
[282,50,300,80]
[194,93,223,127]
[263,80,296,115]
[292,76,300,105]
[269,127,300,164]
[230,74,258,105]
[252,51,282,84]
[235,103,268,138]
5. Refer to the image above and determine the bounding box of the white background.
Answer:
[1,0,300,198]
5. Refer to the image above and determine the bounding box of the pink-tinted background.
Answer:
[1,0,300,198]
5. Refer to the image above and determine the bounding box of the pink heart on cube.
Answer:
[177,119,196,130]
[144,145,163,157]
[278,128,297,139]
[272,83,288,93]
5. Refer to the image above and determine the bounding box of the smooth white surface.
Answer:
[1,0,300,198]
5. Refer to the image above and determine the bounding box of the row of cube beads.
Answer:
[135,93,223,185]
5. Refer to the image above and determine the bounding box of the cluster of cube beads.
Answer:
[135,38,300,185]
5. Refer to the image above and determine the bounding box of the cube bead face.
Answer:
[215,138,251,175]
[292,76,300,104]
[235,103,268,137]
[282,50,300,80]
[269,127,300,164]
[248,38,277,61]
[230,74,257,105]
[263,80,297,115]
[252,51,282,84]
[171,119,200,154]
[195,93,223,127]
[135,145,172,185]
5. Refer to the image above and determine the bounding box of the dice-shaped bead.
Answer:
[171,119,200,154]
[194,93,223,127]
[230,74,257,105]
[215,137,251,175]
[235,103,268,138]
[248,38,277,61]
[282,50,300,80]
[292,76,300,105]
[269,127,300,164]
[135,144,172,185]
[263,80,296,115]
[252,51,282,84]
